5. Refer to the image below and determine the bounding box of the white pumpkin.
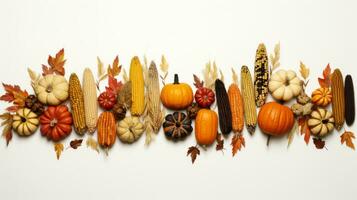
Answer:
[35,74,69,105]
[12,108,39,136]
[308,108,334,137]
[116,116,144,143]
[268,69,302,101]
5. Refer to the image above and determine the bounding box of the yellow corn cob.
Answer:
[130,56,145,116]
[69,73,87,134]
[331,68,345,130]
[241,65,257,134]
[83,68,98,133]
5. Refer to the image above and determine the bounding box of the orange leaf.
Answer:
[54,143,64,160]
[231,134,245,156]
[42,49,66,76]
[105,75,123,95]
[298,117,311,145]
[318,64,331,88]
[0,83,28,111]
[340,130,355,150]
[107,56,122,77]
[0,112,13,146]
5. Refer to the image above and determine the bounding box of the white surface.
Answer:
[1,0,357,200]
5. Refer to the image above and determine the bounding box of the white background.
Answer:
[1,0,357,199]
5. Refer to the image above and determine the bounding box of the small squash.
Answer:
[40,105,73,141]
[12,108,39,136]
[195,109,218,145]
[35,74,69,105]
[98,91,117,110]
[117,116,144,143]
[308,108,334,137]
[258,102,295,136]
[163,112,193,139]
[160,74,193,110]
[195,87,215,108]
[268,70,302,101]
[311,88,332,107]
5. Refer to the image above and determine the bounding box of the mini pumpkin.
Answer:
[258,102,295,136]
[268,70,302,101]
[12,108,39,136]
[308,108,334,137]
[35,74,69,105]
[163,112,193,139]
[40,105,73,141]
[117,116,144,143]
[195,109,218,145]
[195,87,215,108]
[311,88,332,107]
[160,74,193,110]
[98,91,117,110]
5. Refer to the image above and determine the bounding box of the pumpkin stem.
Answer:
[50,118,58,127]
[174,74,179,84]
[46,85,53,93]
[20,117,27,123]
[266,135,271,146]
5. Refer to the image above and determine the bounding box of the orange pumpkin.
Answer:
[40,105,73,141]
[160,74,193,110]
[195,109,218,145]
[258,102,294,136]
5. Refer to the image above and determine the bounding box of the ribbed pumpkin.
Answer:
[258,102,294,136]
[195,109,218,145]
[160,74,193,110]
[40,105,73,141]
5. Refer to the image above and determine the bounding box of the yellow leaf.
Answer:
[270,42,280,71]
[231,68,238,84]
[27,68,41,88]
[122,68,129,83]
[299,61,310,80]
[341,130,355,150]
[86,136,100,153]
[160,55,169,73]
[54,143,64,160]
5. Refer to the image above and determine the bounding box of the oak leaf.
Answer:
[231,134,245,156]
[193,74,204,88]
[107,56,121,77]
[187,146,200,164]
[54,143,64,160]
[42,49,66,76]
[340,130,355,150]
[0,83,29,112]
[318,64,331,88]
[105,75,123,95]
[69,139,83,149]
[313,138,325,149]
[216,133,224,151]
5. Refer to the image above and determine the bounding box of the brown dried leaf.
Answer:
[86,136,99,153]
[216,133,224,151]
[187,146,200,164]
[0,112,13,146]
[193,74,204,88]
[340,130,355,150]
[117,81,132,108]
[54,143,64,160]
[313,138,325,149]
[69,139,83,149]
[42,49,66,76]
[231,134,245,156]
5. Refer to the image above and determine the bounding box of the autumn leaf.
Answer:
[193,74,204,88]
[54,143,64,160]
[105,75,123,95]
[318,64,331,88]
[27,68,41,88]
[42,49,66,76]
[216,133,224,151]
[232,68,238,84]
[298,116,311,145]
[0,112,13,146]
[97,57,107,81]
[122,68,129,83]
[107,56,121,77]
[299,61,310,80]
[0,83,29,112]
[86,136,99,153]
[69,139,83,149]
[269,42,280,72]
[160,55,169,73]
[313,138,325,149]
[340,130,355,150]
[287,121,298,147]
[187,146,200,164]
[231,134,245,156]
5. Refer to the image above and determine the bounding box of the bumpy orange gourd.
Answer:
[311,87,332,107]
[258,102,294,136]
[160,74,193,110]
[40,105,73,141]
[97,112,116,148]
[195,109,218,145]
